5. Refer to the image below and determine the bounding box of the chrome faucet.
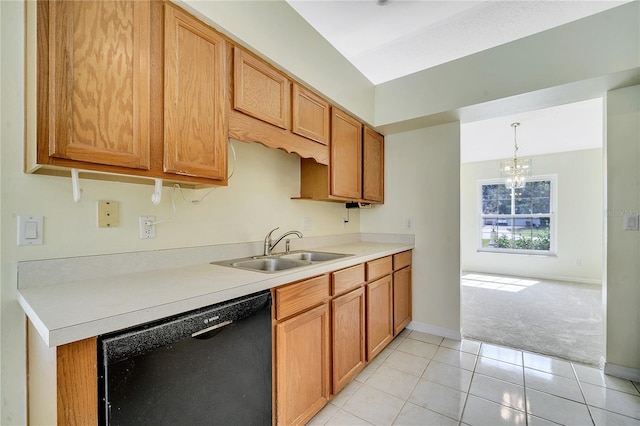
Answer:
[264,227,303,256]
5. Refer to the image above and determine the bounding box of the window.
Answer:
[479,176,556,254]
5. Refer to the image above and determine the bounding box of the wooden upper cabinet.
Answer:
[233,48,290,129]
[164,4,228,180]
[228,56,328,165]
[44,0,151,170]
[33,1,230,186]
[363,126,384,203]
[292,84,330,146]
[331,108,362,199]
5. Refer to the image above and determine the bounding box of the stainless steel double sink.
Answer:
[212,250,353,273]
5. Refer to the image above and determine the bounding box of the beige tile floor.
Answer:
[309,330,640,426]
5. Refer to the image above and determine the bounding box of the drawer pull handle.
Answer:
[191,320,232,338]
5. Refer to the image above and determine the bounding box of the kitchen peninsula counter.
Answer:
[18,234,414,347]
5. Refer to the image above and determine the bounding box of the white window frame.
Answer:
[477,175,557,256]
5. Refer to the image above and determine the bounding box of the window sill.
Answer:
[477,248,557,257]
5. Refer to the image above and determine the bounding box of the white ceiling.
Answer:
[286,0,615,161]
[286,0,629,85]
[460,98,603,163]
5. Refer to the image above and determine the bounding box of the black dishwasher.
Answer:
[98,290,272,426]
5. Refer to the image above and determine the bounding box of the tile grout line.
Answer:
[401,332,474,425]
[570,361,597,426]
[457,340,483,425]
[388,335,424,426]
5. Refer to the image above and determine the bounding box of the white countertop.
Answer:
[18,240,413,347]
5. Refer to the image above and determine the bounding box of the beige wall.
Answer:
[360,123,461,338]
[461,149,604,283]
[605,85,640,373]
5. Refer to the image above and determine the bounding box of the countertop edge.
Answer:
[20,242,414,347]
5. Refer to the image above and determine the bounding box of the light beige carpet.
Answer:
[461,272,603,366]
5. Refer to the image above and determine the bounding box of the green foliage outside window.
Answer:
[495,230,551,251]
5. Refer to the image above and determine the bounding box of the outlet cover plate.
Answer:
[98,200,120,228]
[139,216,156,239]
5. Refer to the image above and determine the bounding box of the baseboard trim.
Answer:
[406,321,462,340]
[604,362,640,381]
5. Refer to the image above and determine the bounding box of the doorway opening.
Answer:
[459,98,604,365]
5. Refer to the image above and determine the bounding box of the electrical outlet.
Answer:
[624,213,639,231]
[139,216,156,239]
[98,200,120,228]
[303,217,312,231]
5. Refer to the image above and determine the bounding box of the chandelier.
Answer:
[500,122,531,189]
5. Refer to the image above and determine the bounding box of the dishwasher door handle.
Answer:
[191,320,233,338]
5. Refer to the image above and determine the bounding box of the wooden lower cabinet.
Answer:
[28,252,411,426]
[393,250,413,336]
[57,338,98,425]
[275,303,331,426]
[331,287,366,394]
[366,275,394,360]
[393,266,412,336]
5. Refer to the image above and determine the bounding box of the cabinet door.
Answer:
[46,1,151,169]
[276,303,330,425]
[393,267,412,336]
[331,108,362,199]
[366,275,393,360]
[234,48,290,129]
[292,84,330,145]
[164,4,227,180]
[332,287,366,394]
[363,127,384,203]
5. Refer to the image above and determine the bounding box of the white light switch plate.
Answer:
[303,217,312,231]
[17,215,43,245]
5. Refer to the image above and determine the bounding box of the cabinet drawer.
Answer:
[393,251,412,271]
[366,256,392,281]
[275,274,330,320]
[332,264,365,296]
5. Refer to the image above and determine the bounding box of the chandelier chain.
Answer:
[512,122,520,158]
